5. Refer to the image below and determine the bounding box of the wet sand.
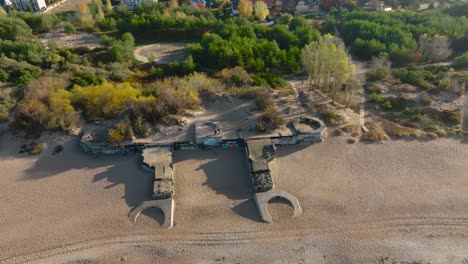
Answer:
[1,132,468,263]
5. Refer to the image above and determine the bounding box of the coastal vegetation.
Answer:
[0,0,466,143]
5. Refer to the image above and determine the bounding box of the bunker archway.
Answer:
[254,190,302,223]
[129,199,174,229]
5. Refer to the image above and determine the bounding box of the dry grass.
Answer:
[393,83,417,93]
[316,104,347,126]
[256,110,284,133]
[363,122,389,142]
[340,124,360,134]
[377,118,425,138]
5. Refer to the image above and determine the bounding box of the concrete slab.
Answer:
[129,198,174,229]
[254,190,302,223]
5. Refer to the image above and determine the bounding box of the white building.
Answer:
[11,0,46,11]
[0,0,13,10]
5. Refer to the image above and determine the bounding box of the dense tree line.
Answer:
[339,11,468,65]
[188,17,321,72]
[114,3,220,41]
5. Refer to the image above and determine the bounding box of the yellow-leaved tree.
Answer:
[239,0,253,17]
[254,1,269,21]
[71,82,141,119]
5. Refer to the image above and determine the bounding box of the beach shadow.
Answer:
[173,148,261,222]
[92,158,153,208]
[19,137,152,210]
[232,198,262,222]
[20,138,108,180]
[139,207,166,227]
[196,149,252,200]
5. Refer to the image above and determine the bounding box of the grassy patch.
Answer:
[316,104,346,126]
[377,118,424,138]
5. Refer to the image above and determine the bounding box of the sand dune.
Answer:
[1,132,468,263]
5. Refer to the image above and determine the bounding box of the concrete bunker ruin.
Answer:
[245,138,302,222]
[195,121,222,146]
[81,115,327,227]
[130,147,175,228]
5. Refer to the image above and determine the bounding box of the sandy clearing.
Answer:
[41,30,101,49]
[1,132,468,263]
[133,43,187,64]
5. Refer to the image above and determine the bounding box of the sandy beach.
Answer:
[1,131,468,263]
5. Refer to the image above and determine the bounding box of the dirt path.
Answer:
[463,95,468,131]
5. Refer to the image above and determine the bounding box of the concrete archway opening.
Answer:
[266,196,295,222]
[129,199,174,229]
[138,206,166,226]
[254,190,302,223]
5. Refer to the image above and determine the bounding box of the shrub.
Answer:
[316,104,346,126]
[13,100,48,133]
[131,116,150,137]
[252,73,287,89]
[71,74,105,86]
[28,143,44,155]
[425,108,463,126]
[453,52,468,69]
[366,83,382,94]
[340,124,359,134]
[256,110,284,133]
[219,67,252,87]
[394,67,431,89]
[106,62,131,82]
[363,122,388,142]
[0,69,8,82]
[378,118,423,138]
[402,107,424,122]
[0,90,15,122]
[150,66,165,78]
[114,119,134,140]
[425,132,438,139]
[107,129,125,146]
[71,82,141,119]
[255,91,275,111]
[393,84,416,93]
[64,22,76,33]
[425,124,447,136]
[366,55,391,81]
[17,68,41,88]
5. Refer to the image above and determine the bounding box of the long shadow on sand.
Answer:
[173,148,262,222]
[20,138,152,210]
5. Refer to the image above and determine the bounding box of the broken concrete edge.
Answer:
[129,198,174,229]
[254,190,302,223]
